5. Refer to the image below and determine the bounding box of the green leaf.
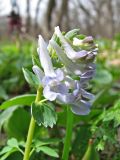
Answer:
[22,67,40,87]
[0,138,24,158]
[3,151,23,160]
[6,138,24,154]
[0,85,8,100]
[7,138,18,148]
[32,102,57,128]
[93,87,119,106]
[96,140,105,151]
[0,107,17,130]
[0,146,12,156]
[36,146,59,158]
[32,53,41,67]
[92,88,109,106]
[76,34,86,39]
[103,99,120,127]
[65,29,80,40]
[4,108,30,140]
[0,148,18,160]
[33,138,62,148]
[72,126,91,159]
[114,99,120,109]
[94,69,112,85]
[82,140,100,160]
[0,94,36,110]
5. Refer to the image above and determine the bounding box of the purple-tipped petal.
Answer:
[52,84,69,94]
[75,50,88,59]
[71,100,91,115]
[81,70,95,79]
[88,63,96,70]
[32,65,44,82]
[86,53,95,61]
[82,36,93,43]
[80,89,95,100]
[55,26,87,60]
[57,93,75,104]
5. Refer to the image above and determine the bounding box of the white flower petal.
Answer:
[55,69,64,81]
[73,37,83,46]
[32,65,44,82]
[49,39,82,75]
[43,85,58,101]
[38,35,55,77]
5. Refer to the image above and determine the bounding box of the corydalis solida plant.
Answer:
[23,26,98,160]
[33,26,98,115]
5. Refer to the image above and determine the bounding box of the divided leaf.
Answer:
[32,102,57,128]
[0,138,23,160]
[103,99,120,127]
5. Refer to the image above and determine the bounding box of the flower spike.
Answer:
[32,27,98,115]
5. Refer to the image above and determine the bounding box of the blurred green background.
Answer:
[0,0,120,160]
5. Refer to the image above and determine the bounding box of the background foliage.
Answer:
[0,34,120,159]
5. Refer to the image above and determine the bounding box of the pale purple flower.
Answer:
[32,35,74,105]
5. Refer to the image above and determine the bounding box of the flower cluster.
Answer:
[33,26,98,115]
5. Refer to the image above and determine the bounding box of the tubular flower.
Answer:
[32,27,98,115]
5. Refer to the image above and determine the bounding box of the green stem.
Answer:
[23,87,42,160]
[82,139,93,160]
[62,106,74,160]
[23,117,35,160]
